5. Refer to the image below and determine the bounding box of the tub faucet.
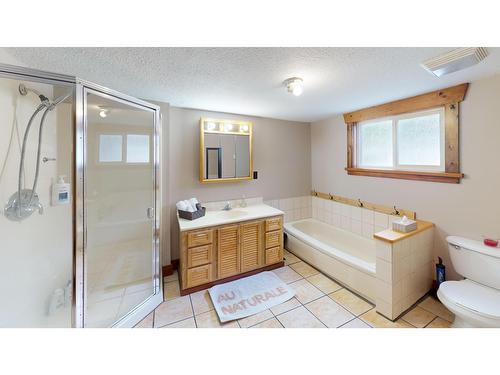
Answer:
[222,201,232,211]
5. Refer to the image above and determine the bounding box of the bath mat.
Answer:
[208,271,295,322]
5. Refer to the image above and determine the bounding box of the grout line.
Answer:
[188,293,198,328]
[423,316,438,328]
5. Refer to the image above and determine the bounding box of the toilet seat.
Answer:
[438,279,500,321]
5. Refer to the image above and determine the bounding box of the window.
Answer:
[99,134,123,162]
[98,133,150,164]
[126,134,150,163]
[343,83,468,183]
[357,108,444,171]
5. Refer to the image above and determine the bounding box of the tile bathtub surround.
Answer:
[264,196,312,223]
[375,227,435,320]
[311,196,397,238]
[138,256,453,328]
[201,195,312,223]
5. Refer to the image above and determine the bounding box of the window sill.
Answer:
[345,168,463,183]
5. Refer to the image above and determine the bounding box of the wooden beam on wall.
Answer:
[343,83,469,124]
[445,102,460,173]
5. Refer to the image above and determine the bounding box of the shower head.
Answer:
[19,83,49,103]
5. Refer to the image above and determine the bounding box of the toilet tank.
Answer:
[447,236,500,290]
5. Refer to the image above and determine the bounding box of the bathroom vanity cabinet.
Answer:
[178,214,284,295]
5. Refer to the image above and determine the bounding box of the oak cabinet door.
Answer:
[240,221,264,273]
[217,225,240,278]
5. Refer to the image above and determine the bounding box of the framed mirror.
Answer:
[200,118,253,183]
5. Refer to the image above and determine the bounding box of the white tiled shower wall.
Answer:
[311,196,399,238]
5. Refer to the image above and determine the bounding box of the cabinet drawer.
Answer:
[187,229,213,247]
[265,230,282,249]
[265,217,282,232]
[187,244,213,268]
[265,246,281,265]
[186,264,212,288]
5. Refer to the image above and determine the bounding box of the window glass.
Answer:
[126,134,150,163]
[358,120,393,168]
[397,113,441,166]
[99,134,123,162]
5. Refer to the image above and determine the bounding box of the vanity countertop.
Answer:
[177,204,284,232]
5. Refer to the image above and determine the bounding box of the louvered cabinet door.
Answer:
[217,224,240,279]
[240,221,264,273]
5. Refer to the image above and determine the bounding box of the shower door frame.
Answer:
[77,83,163,328]
[0,63,163,328]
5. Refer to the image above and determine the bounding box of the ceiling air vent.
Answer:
[422,47,488,77]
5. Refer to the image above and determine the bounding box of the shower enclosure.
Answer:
[0,63,162,327]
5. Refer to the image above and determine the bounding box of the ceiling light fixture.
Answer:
[206,122,217,131]
[224,123,233,132]
[283,77,304,96]
[99,108,109,118]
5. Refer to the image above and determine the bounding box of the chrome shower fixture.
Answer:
[4,84,72,222]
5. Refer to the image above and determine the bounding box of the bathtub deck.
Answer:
[135,250,455,328]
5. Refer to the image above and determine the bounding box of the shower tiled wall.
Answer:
[311,196,397,237]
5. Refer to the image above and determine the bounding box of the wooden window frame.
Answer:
[344,83,468,184]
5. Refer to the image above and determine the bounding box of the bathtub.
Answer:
[284,218,377,302]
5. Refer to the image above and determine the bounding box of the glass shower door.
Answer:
[83,89,160,327]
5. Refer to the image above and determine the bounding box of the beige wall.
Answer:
[311,74,500,280]
[168,107,311,260]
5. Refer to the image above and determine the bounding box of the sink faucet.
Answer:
[222,201,232,211]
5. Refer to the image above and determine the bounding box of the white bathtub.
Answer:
[284,218,377,302]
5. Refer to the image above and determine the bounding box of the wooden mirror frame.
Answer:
[199,117,253,183]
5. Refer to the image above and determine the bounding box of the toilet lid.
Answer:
[439,280,500,320]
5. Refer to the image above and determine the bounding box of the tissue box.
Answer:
[392,217,417,233]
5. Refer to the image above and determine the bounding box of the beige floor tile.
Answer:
[289,278,324,304]
[190,289,214,315]
[329,288,373,316]
[360,309,414,328]
[402,306,436,328]
[154,296,193,327]
[307,273,342,294]
[250,318,283,328]
[164,281,181,301]
[270,297,301,316]
[238,309,274,328]
[418,296,455,323]
[340,318,371,328]
[195,310,240,328]
[284,250,301,265]
[163,317,197,328]
[277,306,326,328]
[134,312,154,328]
[425,317,452,328]
[272,266,303,284]
[305,296,355,327]
[164,270,179,283]
[289,261,320,278]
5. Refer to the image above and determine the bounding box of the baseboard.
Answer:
[162,259,180,278]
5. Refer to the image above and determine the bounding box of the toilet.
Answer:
[437,236,500,328]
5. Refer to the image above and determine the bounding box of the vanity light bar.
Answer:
[203,119,251,134]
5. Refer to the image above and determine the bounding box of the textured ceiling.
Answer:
[3,47,500,122]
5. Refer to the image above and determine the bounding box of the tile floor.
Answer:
[135,250,455,328]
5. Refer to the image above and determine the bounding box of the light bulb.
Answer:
[241,124,249,132]
[206,122,216,131]
[224,123,233,132]
[291,84,303,96]
[284,77,304,97]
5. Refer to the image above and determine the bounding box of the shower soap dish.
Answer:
[392,216,417,233]
[178,203,206,221]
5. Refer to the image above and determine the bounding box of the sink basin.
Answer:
[216,210,249,219]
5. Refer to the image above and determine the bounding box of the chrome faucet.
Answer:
[222,201,232,211]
